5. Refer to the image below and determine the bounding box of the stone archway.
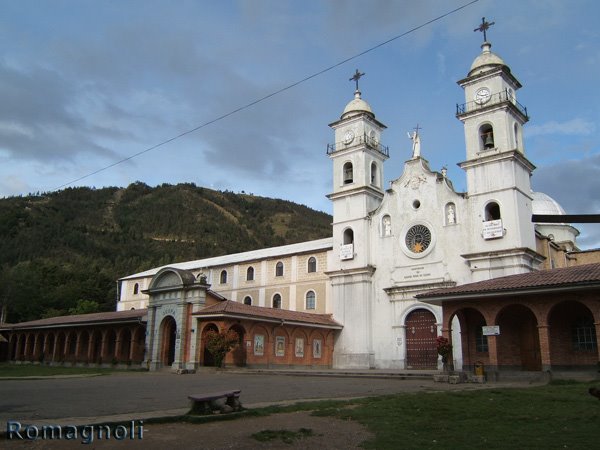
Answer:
[405,308,438,369]
[548,300,597,369]
[159,316,177,367]
[496,304,541,371]
[452,307,489,370]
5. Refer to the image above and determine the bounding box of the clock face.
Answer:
[343,129,355,145]
[369,129,378,145]
[474,87,491,105]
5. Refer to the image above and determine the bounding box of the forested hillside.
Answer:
[0,182,332,323]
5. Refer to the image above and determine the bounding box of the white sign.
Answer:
[482,325,500,336]
[482,219,503,240]
[340,243,354,260]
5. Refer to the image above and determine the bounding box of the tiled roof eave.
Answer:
[193,311,343,330]
[1,316,147,331]
[419,280,600,303]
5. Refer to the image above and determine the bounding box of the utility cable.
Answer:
[53,0,480,191]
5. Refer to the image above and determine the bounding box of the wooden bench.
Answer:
[188,389,242,415]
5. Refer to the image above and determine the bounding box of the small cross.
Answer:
[349,69,365,91]
[413,124,422,135]
[474,17,495,42]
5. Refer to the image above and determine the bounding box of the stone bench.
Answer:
[188,389,242,415]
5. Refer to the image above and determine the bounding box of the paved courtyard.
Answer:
[0,370,449,424]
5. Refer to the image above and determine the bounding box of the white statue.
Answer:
[408,129,421,159]
[447,205,456,224]
[383,216,392,236]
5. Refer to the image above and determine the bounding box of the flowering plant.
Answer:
[436,336,452,362]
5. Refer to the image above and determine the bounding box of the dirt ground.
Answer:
[3,411,373,449]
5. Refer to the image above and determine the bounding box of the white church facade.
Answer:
[115,32,582,371]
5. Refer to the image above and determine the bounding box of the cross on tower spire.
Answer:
[474,17,495,42]
[349,69,365,92]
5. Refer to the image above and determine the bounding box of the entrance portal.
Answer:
[160,316,177,367]
[405,309,438,369]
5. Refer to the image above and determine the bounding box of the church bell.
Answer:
[483,132,495,149]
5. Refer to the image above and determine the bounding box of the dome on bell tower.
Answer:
[341,90,374,120]
[468,41,507,77]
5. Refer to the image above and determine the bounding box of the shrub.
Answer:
[205,330,239,368]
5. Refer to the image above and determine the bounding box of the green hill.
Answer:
[0,182,332,323]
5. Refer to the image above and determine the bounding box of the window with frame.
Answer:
[275,261,284,277]
[475,326,489,353]
[307,257,317,273]
[246,266,254,281]
[572,317,597,351]
[243,296,252,305]
[305,291,316,310]
[272,294,282,309]
[133,283,139,295]
[220,270,227,284]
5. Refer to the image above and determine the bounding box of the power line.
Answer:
[54,0,480,191]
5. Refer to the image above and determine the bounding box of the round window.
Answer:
[405,224,432,254]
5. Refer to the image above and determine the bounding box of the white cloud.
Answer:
[527,118,596,138]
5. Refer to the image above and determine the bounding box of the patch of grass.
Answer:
[252,428,314,444]
[0,363,126,378]
[305,381,600,449]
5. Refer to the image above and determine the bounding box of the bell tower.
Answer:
[326,70,388,368]
[327,70,388,269]
[456,18,543,279]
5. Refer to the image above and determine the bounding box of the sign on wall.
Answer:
[482,220,504,239]
[275,336,285,357]
[482,325,500,336]
[340,243,354,260]
[254,335,264,356]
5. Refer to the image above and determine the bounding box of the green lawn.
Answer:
[249,380,600,450]
[0,362,131,377]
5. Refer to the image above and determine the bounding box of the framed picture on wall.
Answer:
[313,339,322,358]
[254,334,264,356]
[275,336,285,357]
[295,337,304,357]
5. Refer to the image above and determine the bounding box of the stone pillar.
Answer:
[486,335,499,374]
[595,321,600,366]
[537,324,552,372]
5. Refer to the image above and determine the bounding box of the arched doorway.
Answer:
[548,301,597,369]
[405,309,438,369]
[452,308,488,370]
[159,316,177,367]
[229,324,246,367]
[90,330,102,364]
[45,333,55,362]
[119,329,132,362]
[78,331,89,363]
[202,323,219,367]
[497,305,541,371]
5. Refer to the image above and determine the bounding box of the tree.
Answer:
[204,329,239,368]
[68,299,101,315]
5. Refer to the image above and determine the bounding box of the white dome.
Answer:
[468,42,506,77]
[341,90,374,119]
[531,191,567,216]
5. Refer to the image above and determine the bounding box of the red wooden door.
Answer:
[406,309,438,369]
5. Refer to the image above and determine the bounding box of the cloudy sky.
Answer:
[1,0,599,247]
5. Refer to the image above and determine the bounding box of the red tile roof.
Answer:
[193,300,342,329]
[417,263,600,300]
[0,309,147,330]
